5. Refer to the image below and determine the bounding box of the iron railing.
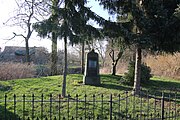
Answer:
[0,90,179,120]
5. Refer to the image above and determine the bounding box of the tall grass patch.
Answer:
[0,62,36,80]
[144,53,180,80]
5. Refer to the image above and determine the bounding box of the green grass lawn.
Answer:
[0,74,179,119]
[0,74,179,97]
[0,74,130,98]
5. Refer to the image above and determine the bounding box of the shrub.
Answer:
[123,61,152,85]
[0,62,36,80]
[35,65,51,77]
[35,65,81,77]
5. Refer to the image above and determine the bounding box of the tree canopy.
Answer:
[97,0,180,93]
[98,0,180,53]
[33,0,104,44]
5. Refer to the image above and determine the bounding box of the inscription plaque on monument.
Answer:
[83,49,100,85]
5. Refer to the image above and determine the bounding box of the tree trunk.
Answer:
[50,0,58,76]
[62,35,67,97]
[25,39,30,64]
[110,49,123,76]
[81,41,85,74]
[112,63,116,75]
[133,47,142,94]
[111,49,115,75]
[51,32,58,75]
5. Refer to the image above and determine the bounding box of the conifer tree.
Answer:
[98,0,180,94]
[34,0,105,96]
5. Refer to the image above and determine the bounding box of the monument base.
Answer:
[83,75,101,86]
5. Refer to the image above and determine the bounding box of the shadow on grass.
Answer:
[143,78,180,93]
[100,83,132,91]
[0,84,12,92]
[100,75,180,101]
[141,79,180,102]
[0,85,19,119]
[99,74,132,91]
[0,105,19,120]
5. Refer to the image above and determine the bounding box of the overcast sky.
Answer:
[0,0,114,52]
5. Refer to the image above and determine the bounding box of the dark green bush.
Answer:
[123,61,152,85]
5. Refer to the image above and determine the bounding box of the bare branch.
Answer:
[15,0,20,8]
[3,35,16,41]
[114,51,123,66]
[3,32,26,41]
[109,49,114,60]
[17,13,29,17]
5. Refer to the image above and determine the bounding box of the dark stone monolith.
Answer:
[83,49,100,85]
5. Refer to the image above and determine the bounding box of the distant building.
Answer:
[0,46,49,64]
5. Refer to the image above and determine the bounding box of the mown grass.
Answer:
[0,74,179,97]
[0,74,130,98]
[0,74,179,119]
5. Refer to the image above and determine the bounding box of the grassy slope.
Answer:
[0,75,130,99]
[0,74,179,98]
[0,74,179,119]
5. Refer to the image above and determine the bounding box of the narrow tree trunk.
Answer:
[110,49,123,76]
[62,35,67,97]
[25,39,30,64]
[111,49,115,75]
[112,63,116,75]
[51,32,58,75]
[133,47,142,94]
[81,41,85,74]
[51,0,58,76]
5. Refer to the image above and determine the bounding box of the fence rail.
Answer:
[0,90,179,120]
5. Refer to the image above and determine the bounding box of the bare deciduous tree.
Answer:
[105,38,126,76]
[4,0,49,63]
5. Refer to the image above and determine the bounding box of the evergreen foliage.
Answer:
[98,0,180,52]
[33,0,104,44]
[33,0,107,96]
[123,61,152,86]
[98,0,180,92]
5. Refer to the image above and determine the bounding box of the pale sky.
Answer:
[0,0,114,52]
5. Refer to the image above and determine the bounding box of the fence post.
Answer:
[174,92,177,120]
[14,94,16,120]
[118,94,120,119]
[76,94,78,120]
[4,94,7,120]
[32,94,35,120]
[147,90,149,119]
[125,91,128,120]
[23,94,26,120]
[140,90,142,120]
[101,94,104,120]
[50,94,52,120]
[161,92,164,120]
[41,94,44,120]
[154,93,157,119]
[109,94,112,120]
[84,94,87,120]
[132,90,135,119]
[67,94,70,120]
[93,94,95,120]
[168,94,171,119]
[58,94,61,120]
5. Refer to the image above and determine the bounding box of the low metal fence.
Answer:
[0,90,179,120]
